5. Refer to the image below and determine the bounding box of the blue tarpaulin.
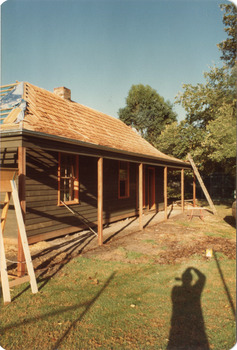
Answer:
[0,82,26,124]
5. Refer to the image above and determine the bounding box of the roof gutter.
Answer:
[0,128,191,169]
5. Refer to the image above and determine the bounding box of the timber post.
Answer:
[17,146,26,277]
[97,157,103,245]
[164,166,168,220]
[139,163,143,231]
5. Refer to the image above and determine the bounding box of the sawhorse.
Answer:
[187,207,204,221]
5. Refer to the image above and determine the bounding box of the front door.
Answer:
[148,168,155,210]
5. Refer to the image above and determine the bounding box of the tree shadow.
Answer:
[143,212,158,228]
[167,267,209,350]
[103,217,137,244]
[51,271,116,349]
[11,231,95,301]
[224,216,236,228]
[213,251,235,318]
[1,272,116,350]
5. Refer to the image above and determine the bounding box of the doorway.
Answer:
[148,167,155,210]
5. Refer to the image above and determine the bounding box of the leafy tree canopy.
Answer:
[175,65,236,128]
[118,4,236,178]
[118,84,177,145]
[158,65,236,176]
[154,121,205,161]
[217,3,237,68]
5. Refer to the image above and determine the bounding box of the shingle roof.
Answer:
[1,82,189,166]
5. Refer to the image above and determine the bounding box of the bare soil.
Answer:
[81,215,236,264]
[4,210,236,278]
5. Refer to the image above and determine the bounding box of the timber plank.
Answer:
[9,276,30,288]
[26,222,84,237]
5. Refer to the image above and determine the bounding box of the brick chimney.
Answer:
[54,87,71,101]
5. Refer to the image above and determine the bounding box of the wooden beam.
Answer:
[17,146,26,277]
[0,83,18,89]
[164,167,168,220]
[0,225,11,304]
[139,163,143,231]
[10,179,38,295]
[181,169,184,212]
[0,168,18,192]
[193,172,196,207]
[1,192,11,233]
[97,157,103,245]
[188,154,217,214]
[9,275,30,288]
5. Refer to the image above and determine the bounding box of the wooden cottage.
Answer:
[0,82,191,251]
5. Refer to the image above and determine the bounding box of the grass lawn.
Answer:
[0,204,236,350]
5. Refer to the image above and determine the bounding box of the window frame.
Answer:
[118,161,130,199]
[58,152,79,206]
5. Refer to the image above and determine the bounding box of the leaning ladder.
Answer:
[188,154,217,215]
[0,170,38,304]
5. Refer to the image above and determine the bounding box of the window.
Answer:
[58,153,79,205]
[118,161,129,198]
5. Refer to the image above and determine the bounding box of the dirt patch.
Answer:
[81,219,236,264]
[4,211,236,277]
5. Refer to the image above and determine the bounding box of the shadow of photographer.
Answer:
[167,267,209,350]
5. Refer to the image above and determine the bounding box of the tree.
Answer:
[157,64,236,175]
[156,3,237,180]
[155,121,205,167]
[118,84,177,145]
[202,103,236,176]
[175,65,236,128]
[217,3,237,68]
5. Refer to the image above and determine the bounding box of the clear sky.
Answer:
[1,0,230,121]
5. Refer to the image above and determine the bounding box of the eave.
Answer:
[0,128,191,169]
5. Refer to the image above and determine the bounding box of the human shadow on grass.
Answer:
[167,267,209,350]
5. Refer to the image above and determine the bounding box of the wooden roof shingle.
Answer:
[1,82,189,166]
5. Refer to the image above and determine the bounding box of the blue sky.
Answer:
[1,0,229,121]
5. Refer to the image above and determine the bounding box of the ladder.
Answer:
[188,154,217,215]
[0,169,38,304]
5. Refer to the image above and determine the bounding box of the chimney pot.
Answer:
[54,87,71,101]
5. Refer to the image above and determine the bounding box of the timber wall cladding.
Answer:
[0,147,18,168]
[25,150,140,238]
[0,147,19,239]
[25,149,86,238]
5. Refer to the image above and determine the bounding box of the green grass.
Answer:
[177,203,236,240]
[126,250,144,260]
[1,256,235,350]
[0,204,236,350]
[142,239,159,246]
[117,246,145,260]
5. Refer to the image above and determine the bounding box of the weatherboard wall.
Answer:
[0,142,19,239]
[1,141,166,242]
[25,150,147,241]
